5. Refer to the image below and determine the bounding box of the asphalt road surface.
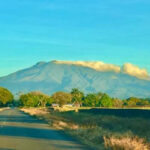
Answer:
[0,108,89,150]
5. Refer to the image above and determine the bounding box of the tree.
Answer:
[139,98,150,106]
[137,99,149,106]
[0,87,13,106]
[125,97,149,107]
[100,93,113,107]
[52,91,72,107]
[71,88,84,106]
[84,93,101,107]
[125,97,141,107]
[19,91,53,107]
[30,91,53,107]
[112,98,123,108]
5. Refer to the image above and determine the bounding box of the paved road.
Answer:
[0,108,88,150]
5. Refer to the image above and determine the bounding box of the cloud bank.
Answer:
[122,63,149,80]
[53,60,149,80]
[54,60,120,73]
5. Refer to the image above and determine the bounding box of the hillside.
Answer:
[0,60,150,98]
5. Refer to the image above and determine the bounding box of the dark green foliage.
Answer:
[83,92,113,107]
[20,91,53,107]
[0,87,13,106]
[16,88,150,108]
[100,93,113,107]
[0,84,149,108]
[123,97,150,107]
[71,88,84,106]
[84,93,100,107]
[137,99,149,106]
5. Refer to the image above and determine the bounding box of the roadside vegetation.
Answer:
[0,87,13,107]
[18,88,150,108]
[1,86,150,149]
[19,91,53,107]
[21,107,150,150]
[0,107,9,112]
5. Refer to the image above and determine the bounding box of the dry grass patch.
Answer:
[21,108,79,130]
[104,136,150,150]
[0,107,10,112]
[21,107,49,115]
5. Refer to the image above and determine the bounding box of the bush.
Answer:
[52,91,72,107]
[19,91,53,107]
[0,87,13,106]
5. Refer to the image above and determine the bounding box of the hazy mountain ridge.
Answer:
[0,61,150,99]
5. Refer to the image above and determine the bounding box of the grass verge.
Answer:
[20,107,150,150]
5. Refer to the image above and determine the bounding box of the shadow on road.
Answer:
[0,148,15,150]
[0,125,74,141]
[0,115,43,124]
[0,109,89,150]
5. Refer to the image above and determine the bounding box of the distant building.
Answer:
[52,104,59,107]
[73,103,81,108]
[62,104,73,108]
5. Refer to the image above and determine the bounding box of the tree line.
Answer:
[0,86,150,108]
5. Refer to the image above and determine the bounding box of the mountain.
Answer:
[0,60,150,99]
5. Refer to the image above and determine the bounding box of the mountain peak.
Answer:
[35,61,46,67]
[0,60,150,98]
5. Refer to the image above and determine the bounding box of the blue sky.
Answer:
[0,0,150,76]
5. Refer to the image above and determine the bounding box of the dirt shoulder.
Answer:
[0,107,10,112]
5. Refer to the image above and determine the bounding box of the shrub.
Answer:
[0,87,13,106]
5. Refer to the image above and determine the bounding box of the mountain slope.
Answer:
[0,61,150,98]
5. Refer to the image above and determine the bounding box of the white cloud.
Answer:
[53,60,150,80]
[122,63,149,80]
[54,60,121,73]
